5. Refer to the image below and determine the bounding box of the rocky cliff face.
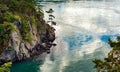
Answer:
[0,19,56,65]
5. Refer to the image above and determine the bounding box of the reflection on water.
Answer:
[11,0,120,72]
[39,1,120,72]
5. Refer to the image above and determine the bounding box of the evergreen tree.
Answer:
[93,36,120,72]
[46,8,56,26]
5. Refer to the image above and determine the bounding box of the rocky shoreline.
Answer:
[0,19,56,65]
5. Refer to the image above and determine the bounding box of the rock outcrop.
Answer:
[0,0,56,65]
[0,19,56,65]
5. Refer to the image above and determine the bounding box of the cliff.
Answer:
[0,0,56,65]
[0,20,56,65]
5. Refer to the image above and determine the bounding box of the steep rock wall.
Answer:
[0,19,56,65]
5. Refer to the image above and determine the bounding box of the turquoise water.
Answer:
[11,59,43,72]
[11,0,120,72]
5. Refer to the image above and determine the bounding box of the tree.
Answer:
[93,36,120,72]
[46,8,56,26]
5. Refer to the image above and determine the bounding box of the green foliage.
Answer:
[3,12,15,23]
[20,16,33,42]
[0,0,47,51]
[93,36,120,72]
[38,22,45,33]
[0,4,8,23]
[0,22,16,54]
[0,0,46,44]
[0,0,36,15]
[0,62,12,72]
[93,59,104,68]
[35,11,45,34]
[0,0,45,43]
[17,0,35,15]
[108,36,120,50]
[0,4,16,23]
[36,11,44,19]
[2,0,19,13]
[51,21,56,25]
[0,1,54,71]
[46,8,56,26]
[29,15,45,35]
[0,4,8,13]
[24,33,33,42]
[46,8,54,13]
[30,16,38,27]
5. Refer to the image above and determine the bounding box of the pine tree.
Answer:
[46,8,56,26]
[93,36,120,72]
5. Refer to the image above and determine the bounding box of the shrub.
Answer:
[24,33,33,42]
[30,16,37,27]
[20,16,33,42]
[0,62,12,72]
[3,12,15,23]
[0,4,8,13]
[0,22,15,54]
[30,15,45,35]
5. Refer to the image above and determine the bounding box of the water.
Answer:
[11,0,120,72]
